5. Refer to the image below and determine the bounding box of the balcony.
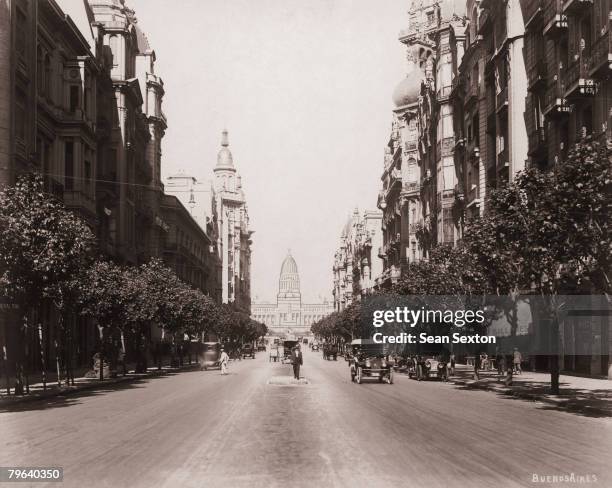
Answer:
[543,83,570,117]
[564,60,596,97]
[527,63,547,92]
[454,183,465,201]
[523,0,543,28]
[495,86,508,114]
[451,73,464,98]
[441,189,455,201]
[403,181,420,195]
[404,139,417,152]
[563,0,593,15]
[466,81,478,106]
[497,147,509,170]
[543,0,568,37]
[587,30,612,77]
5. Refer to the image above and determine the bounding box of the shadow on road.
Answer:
[448,369,612,418]
[0,370,189,414]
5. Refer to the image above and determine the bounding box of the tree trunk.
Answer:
[2,344,10,394]
[99,326,104,381]
[37,322,47,390]
[550,313,560,395]
[14,314,27,395]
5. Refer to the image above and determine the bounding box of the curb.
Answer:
[0,363,202,408]
[451,378,611,416]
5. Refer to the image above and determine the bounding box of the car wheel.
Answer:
[356,367,363,384]
[204,366,208,371]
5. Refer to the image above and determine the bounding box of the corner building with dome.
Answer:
[251,253,333,336]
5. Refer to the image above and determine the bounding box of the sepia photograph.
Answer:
[0,0,611,487]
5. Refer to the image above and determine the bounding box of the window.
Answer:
[109,35,118,68]
[64,141,74,190]
[69,86,79,112]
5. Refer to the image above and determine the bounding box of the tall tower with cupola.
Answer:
[213,130,253,312]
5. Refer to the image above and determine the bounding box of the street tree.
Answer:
[0,174,95,392]
[464,137,611,393]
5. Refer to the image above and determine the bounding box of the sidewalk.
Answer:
[450,364,612,417]
[0,361,202,409]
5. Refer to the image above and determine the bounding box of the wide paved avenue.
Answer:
[1,348,610,488]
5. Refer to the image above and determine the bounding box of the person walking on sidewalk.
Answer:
[291,345,303,380]
[513,348,522,374]
[220,348,230,375]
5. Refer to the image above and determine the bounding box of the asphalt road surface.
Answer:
[1,348,611,488]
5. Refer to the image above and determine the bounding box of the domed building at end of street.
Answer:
[251,252,333,336]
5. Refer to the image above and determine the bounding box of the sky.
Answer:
[129,0,408,302]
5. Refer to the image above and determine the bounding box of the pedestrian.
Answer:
[513,347,522,374]
[291,344,303,380]
[220,347,229,375]
[449,353,456,376]
[496,347,505,376]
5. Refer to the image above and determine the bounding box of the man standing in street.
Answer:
[291,344,303,380]
[513,347,522,374]
[220,347,229,375]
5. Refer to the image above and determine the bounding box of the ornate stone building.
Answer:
[451,0,528,232]
[252,253,333,336]
[0,0,223,380]
[377,0,466,288]
[88,0,169,264]
[332,208,383,311]
[212,130,253,312]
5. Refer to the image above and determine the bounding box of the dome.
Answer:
[278,252,300,297]
[392,70,425,108]
[280,253,298,276]
[215,129,235,171]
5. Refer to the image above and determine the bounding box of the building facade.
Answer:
[0,0,223,380]
[377,0,467,289]
[451,0,529,234]
[521,0,611,378]
[252,253,333,336]
[212,130,253,313]
[332,208,383,311]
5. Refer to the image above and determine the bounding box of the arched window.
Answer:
[109,35,118,67]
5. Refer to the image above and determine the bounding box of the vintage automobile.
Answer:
[408,354,449,381]
[311,342,320,352]
[242,343,256,359]
[322,343,338,360]
[200,342,221,371]
[257,342,266,352]
[349,339,393,384]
